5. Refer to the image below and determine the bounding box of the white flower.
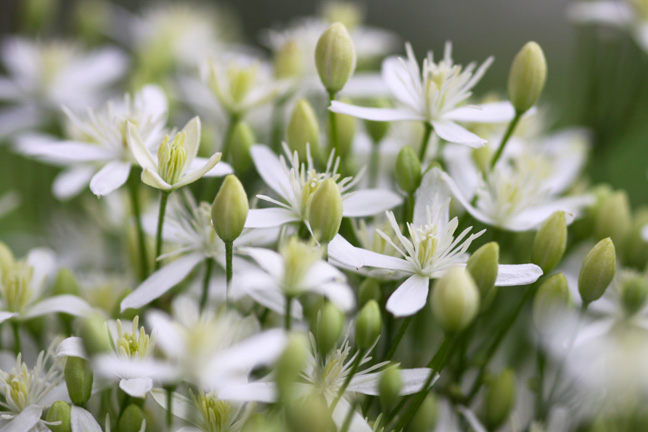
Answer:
[0,37,127,138]
[244,144,402,231]
[127,116,225,191]
[329,169,543,316]
[329,42,516,147]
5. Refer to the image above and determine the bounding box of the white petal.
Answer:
[25,295,94,319]
[329,101,422,122]
[0,77,20,100]
[146,310,185,359]
[309,281,356,311]
[328,234,364,270]
[26,247,56,290]
[217,382,277,403]
[566,1,633,27]
[431,119,486,148]
[444,102,516,124]
[127,122,156,171]
[414,167,450,229]
[244,208,300,228]
[64,47,128,89]
[95,355,177,381]
[243,248,284,280]
[0,312,17,324]
[343,189,403,217]
[348,368,433,395]
[193,158,233,177]
[0,405,43,432]
[250,145,293,200]
[19,140,115,164]
[139,85,169,121]
[494,264,543,286]
[119,378,153,398]
[340,73,391,99]
[386,274,430,317]
[440,171,495,226]
[351,247,413,273]
[141,168,172,191]
[71,405,102,432]
[457,406,488,432]
[56,337,88,359]
[120,252,204,311]
[509,195,595,232]
[53,166,95,200]
[180,117,201,169]
[90,161,131,197]
[150,389,197,425]
[173,152,222,189]
[443,144,481,199]
[331,398,373,432]
[381,55,420,109]
[0,105,42,138]
[642,224,648,242]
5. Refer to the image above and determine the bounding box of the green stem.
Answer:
[165,386,175,429]
[225,240,233,303]
[328,91,339,157]
[221,114,240,163]
[489,111,522,170]
[154,191,170,271]
[127,172,149,280]
[404,192,415,224]
[368,141,381,188]
[535,348,545,421]
[418,122,433,162]
[12,321,20,357]
[385,316,413,360]
[330,348,365,413]
[285,295,292,331]
[321,242,329,261]
[199,258,214,313]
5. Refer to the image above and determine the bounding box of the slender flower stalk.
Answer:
[154,191,170,271]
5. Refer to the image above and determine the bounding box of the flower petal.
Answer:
[119,378,153,398]
[566,1,633,27]
[90,161,131,197]
[120,252,204,311]
[431,119,487,148]
[243,247,284,280]
[331,397,373,432]
[56,337,88,359]
[348,368,433,395]
[342,189,403,217]
[386,274,430,317]
[150,389,197,426]
[329,101,422,122]
[414,167,450,229]
[18,139,115,164]
[0,312,17,324]
[192,158,233,177]
[0,404,43,432]
[309,281,356,311]
[52,166,95,200]
[25,295,94,319]
[218,382,277,403]
[141,168,172,191]
[250,145,293,200]
[444,102,516,124]
[244,208,300,228]
[328,234,364,270]
[351,247,413,273]
[509,195,595,232]
[173,152,222,189]
[439,171,495,226]
[494,264,543,286]
[381,55,420,109]
[180,117,201,169]
[70,405,103,432]
[127,122,156,171]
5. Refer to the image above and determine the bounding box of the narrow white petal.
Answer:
[0,405,43,432]
[25,295,94,319]
[414,168,450,229]
[331,398,373,432]
[180,117,201,169]
[494,264,543,286]
[90,161,131,197]
[192,158,233,177]
[509,195,595,232]
[0,311,17,324]
[141,168,172,191]
[349,368,433,395]
[309,281,356,311]
[53,166,95,200]
[439,171,495,226]
[381,55,420,108]
[243,247,284,280]
[431,119,486,148]
[174,152,222,189]
[353,247,413,272]
[150,389,197,425]
[64,47,128,89]
[457,406,488,432]
[95,355,177,381]
[566,1,633,27]
[56,337,88,359]
[328,234,364,270]
[146,310,185,359]
[386,274,430,317]
[244,208,300,228]
[250,145,293,200]
[127,122,156,171]
[119,378,153,398]
[444,102,515,124]
[330,101,422,122]
[343,189,403,217]
[443,144,481,199]
[0,105,42,138]
[19,140,115,164]
[71,405,103,432]
[218,382,277,403]
[120,252,204,311]
[26,247,56,291]
[139,85,169,121]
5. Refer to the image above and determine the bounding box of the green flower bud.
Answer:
[307,178,343,244]
[287,98,321,161]
[431,267,480,333]
[594,190,631,253]
[483,369,516,429]
[45,400,71,432]
[578,238,616,305]
[623,207,648,269]
[619,273,648,316]
[508,41,547,113]
[286,394,333,432]
[118,404,147,432]
[212,175,249,242]
[64,356,94,406]
[230,122,255,173]
[358,278,382,307]
[327,97,355,158]
[355,300,381,350]
[467,242,499,298]
[364,99,391,143]
[315,23,356,95]
[395,146,422,194]
[378,366,402,409]
[411,394,439,432]
[276,333,309,400]
[532,211,567,274]
[281,237,321,297]
[274,40,303,79]
[52,268,80,297]
[78,315,112,355]
[532,273,572,334]
[314,302,345,354]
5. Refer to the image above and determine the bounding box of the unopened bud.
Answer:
[508,42,547,113]
[274,41,303,79]
[411,394,439,432]
[314,302,345,354]
[467,242,499,298]
[358,278,381,307]
[118,404,147,432]
[287,98,321,161]
[315,23,356,95]
[594,190,631,253]
[53,268,80,297]
[483,369,516,429]
[79,315,111,355]
[533,273,571,334]
[276,333,309,400]
[578,238,616,305]
[378,366,402,409]
[65,356,94,406]
[532,211,567,273]
[395,146,421,194]
[212,175,249,242]
[308,179,343,244]
[431,267,480,333]
[230,122,255,173]
[327,98,355,158]
[286,394,333,432]
[355,300,381,349]
[364,99,391,143]
[619,273,648,316]
[45,400,71,432]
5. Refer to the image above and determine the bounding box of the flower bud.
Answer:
[314,302,345,354]
[355,300,381,350]
[532,211,567,274]
[212,175,249,242]
[315,23,356,95]
[411,394,439,432]
[275,333,309,400]
[431,267,480,333]
[327,97,355,158]
[52,268,80,297]
[623,207,648,269]
[364,99,391,143]
[118,404,147,432]
[358,278,381,307]
[483,369,516,429]
[287,98,321,161]
[274,40,303,79]
[467,242,499,298]
[594,190,631,253]
[65,356,94,406]
[45,400,71,432]
[619,273,648,316]
[230,122,255,173]
[395,146,421,194]
[578,238,616,305]
[286,394,333,432]
[79,315,112,355]
[507,41,547,113]
[307,179,343,244]
[378,366,402,409]
[532,273,571,334]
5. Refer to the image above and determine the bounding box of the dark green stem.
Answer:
[12,321,20,357]
[165,385,176,428]
[368,141,381,188]
[154,191,170,271]
[225,240,233,303]
[127,172,149,280]
[285,295,292,331]
[199,258,214,313]
[330,348,365,413]
[328,91,339,157]
[404,193,415,224]
[535,349,545,421]
[418,122,433,162]
[385,316,413,360]
[489,111,522,170]
[221,114,240,163]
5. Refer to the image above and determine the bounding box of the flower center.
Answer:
[115,316,154,359]
[226,62,259,104]
[281,238,320,296]
[414,228,440,268]
[157,132,187,185]
[197,392,232,432]
[1,261,34,313]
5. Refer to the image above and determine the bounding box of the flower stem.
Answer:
[199,258,214,313]
[154,191,170,271]
[385,316,413,360]
[12,321,20,357]
[368,140,381,188]
[221,114,240,163]
[284,295,292,331]
[328,91,339,158]
[225,240,233,303]
[165,385,176,429]
[535,348,546,420]
[489,111,522,170]
[330,348,365,413]
[404,192,415,224]
[127,171,149,280]
[418,122,433,162]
